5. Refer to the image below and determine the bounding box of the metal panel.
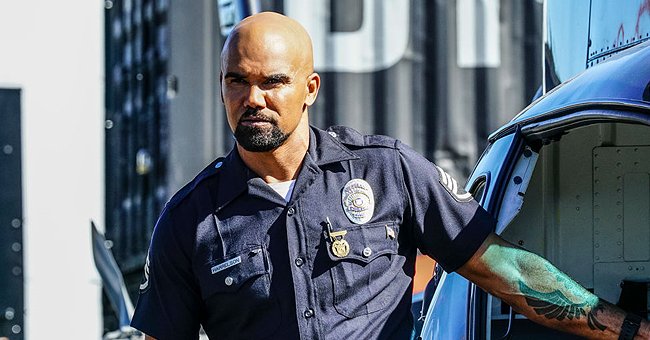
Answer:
[594,261,650,307]
[555,126,602,286]
[544,0,591,87]
[593,146,650,263]
[0,88,24,339]
[591,134,650,310]
[588,0,650,67]
[623,173,650,261]
[545,0,650,89]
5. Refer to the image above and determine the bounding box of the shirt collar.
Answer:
[214,125,359,211]
[213,147,255,212]
[307,125,359,165]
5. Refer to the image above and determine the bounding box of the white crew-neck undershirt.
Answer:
[267,180,296,203]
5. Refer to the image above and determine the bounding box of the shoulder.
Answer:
[326,125,399,149]
[165,157,225,211]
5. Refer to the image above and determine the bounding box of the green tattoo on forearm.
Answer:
[481,243,610,332]
[518,280,607,331]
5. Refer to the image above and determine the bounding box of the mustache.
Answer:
[238,108,277,124]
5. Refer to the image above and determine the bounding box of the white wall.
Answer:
[0,0,104,339]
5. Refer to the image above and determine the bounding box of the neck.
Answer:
[237,117,310,184]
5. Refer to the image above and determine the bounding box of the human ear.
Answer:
[304,72,320,106]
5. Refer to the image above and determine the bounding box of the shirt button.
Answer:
[224,277,234,286]
[303,308,314,318]
[295,257,304,267]
[363,247,372,257]
[287,207,295,216]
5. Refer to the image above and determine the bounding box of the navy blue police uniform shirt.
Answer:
[131,125,495,339]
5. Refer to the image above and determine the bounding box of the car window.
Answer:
[469,175,487,204]
[466,133,519,216]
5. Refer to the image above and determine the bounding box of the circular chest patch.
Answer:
[342,179,375,224]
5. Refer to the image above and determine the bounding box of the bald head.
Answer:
[218,12,321,156]
[221,12,314,74]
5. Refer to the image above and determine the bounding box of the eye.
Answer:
[264,78,282,85]
[263,75,290,87]
[228,78,247,84]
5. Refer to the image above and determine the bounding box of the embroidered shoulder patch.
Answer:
[139,252,151,292]
[435,165,473,202]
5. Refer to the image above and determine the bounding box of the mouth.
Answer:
[239,117,273,127]
[238,110,275,127]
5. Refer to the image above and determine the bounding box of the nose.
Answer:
[244,85,266,109]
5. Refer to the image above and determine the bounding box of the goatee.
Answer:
[235,109,289,152]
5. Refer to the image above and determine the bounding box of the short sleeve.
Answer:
[131,207,202,339]
[397,141,495,272]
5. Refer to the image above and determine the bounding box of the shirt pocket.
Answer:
[199,246,270,298]
[196,246,282,339]
[327,221,400,318]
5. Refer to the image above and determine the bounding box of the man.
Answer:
[131,12,649,340]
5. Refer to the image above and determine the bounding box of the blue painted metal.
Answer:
[588,0,650,66]
[544,0,591,85]
[420,272,471,340]
[544,0,650,88]
[492,39,650,142]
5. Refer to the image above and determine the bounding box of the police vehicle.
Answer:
[419,0,650,339]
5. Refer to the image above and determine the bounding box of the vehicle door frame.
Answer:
[465,107,650,340]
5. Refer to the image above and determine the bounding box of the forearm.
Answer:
[459,234,650,339]
[493,255,636,338]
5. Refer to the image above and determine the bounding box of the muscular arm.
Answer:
[457,233,650,339]
[144,335,156,340]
